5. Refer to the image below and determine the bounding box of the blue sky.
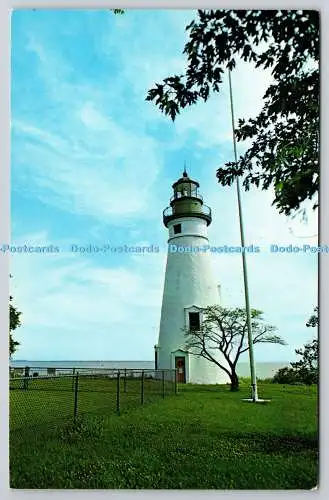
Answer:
[10,9,318,362]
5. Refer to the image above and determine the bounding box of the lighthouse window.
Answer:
[173,224,182,234]
[189,312,200,331]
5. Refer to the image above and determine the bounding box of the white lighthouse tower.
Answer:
[155,169,230,384]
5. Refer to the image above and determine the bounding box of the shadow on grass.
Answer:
[259,434,318,454]
[204,430,318,456]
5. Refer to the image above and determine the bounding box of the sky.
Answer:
[10,9,318,363]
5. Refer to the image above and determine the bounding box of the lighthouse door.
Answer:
[175,357,186,383]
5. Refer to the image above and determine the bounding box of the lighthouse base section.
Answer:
[188,354,229,385]
[157,348,230,385]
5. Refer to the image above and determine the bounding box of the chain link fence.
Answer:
[10,367,177,446]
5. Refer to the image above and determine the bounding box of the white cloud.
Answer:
[79,101,110,130]
[13,32,168,224]
[11,231,165,360]
[201,183,318,361]
[12,112,162,221]
[171,60,273,152]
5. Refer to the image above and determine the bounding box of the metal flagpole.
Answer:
[227,69,259,402]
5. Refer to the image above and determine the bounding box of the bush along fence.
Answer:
[9,368,177,441]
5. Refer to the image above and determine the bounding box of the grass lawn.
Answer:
[10,375,172,429]
[9,381,318,489]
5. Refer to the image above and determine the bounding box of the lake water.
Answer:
[10,360,288,379]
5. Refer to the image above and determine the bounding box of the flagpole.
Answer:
[228,69,259,402]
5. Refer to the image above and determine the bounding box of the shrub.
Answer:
[272,367,300,385]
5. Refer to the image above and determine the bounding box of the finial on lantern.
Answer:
[183,161,188,177]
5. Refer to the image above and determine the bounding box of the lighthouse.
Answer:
[155,169,230,384]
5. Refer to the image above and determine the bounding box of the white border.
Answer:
[1,1,326,499]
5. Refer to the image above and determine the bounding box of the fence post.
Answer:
[141,370,144,405]
[162,370,165,399]
[72,368,76,391]
[23,366,30,391]
[174,369,177,395]
[124,368,127,394]
[73,372,79,421]
[116,371,120,415]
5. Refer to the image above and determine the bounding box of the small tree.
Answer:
[272,307,318,385]
[272,367,299,385]
[9,294,21,358]
[306,306,318,328]
[272,340,318,385]
[184,305,286,391]
[290,339,318,385]
[291,307,319,385]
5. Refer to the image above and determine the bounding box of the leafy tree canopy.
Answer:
[291,338,318,380]
[273,338,318,385]
[146,10,319,216]
[306,306,318,328]
[10,295,21,358]
[273,309,318,385]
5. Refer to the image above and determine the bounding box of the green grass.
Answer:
[10,381,318,489]
[10,375,173,429]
